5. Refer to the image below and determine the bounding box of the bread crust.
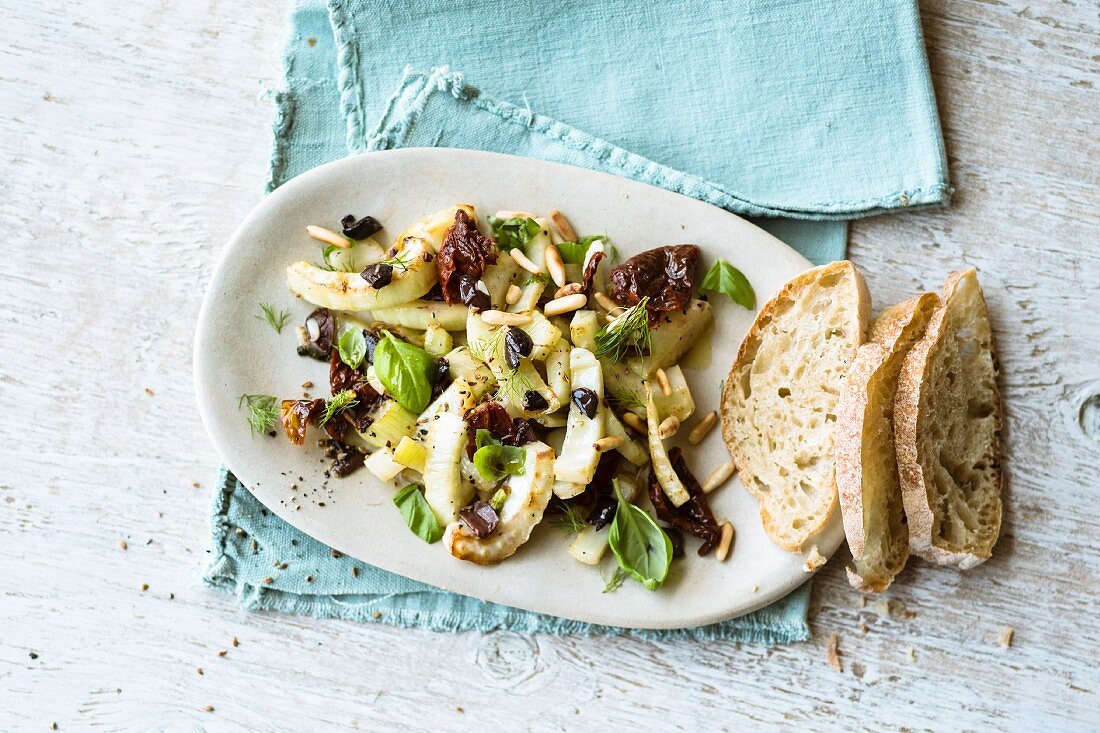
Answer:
[721,260,870,552]
[895,269,1003,569]
[836,292,938,592]
[835,343,886,580]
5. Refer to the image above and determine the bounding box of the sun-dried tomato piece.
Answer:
[279,399,325,445]
[648,447,721,555]
[463,401,539,459]
[580,250,605,296]
[609,245,699,314]
[329,349,383,432]
[437,210,497,306]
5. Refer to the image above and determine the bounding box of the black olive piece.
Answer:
[570,387,599,419]
[664,526,685,558]
[522,390,548,412]
[430,359,451,401]
[360,262,394,289]
[332,449,365,477]
[503,327,534,370]
[590,501,617,531]
[362,330,380,364]
[458,276,490,312]
[341,214,383,240]
[297,308,335,361]
[458,501,499,538]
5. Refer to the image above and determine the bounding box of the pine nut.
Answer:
[554,282,583,299]
[305,225,351,248]
[505,284,523,305]
[545,244,567,287]
[702,460,736,494]
[658,415,680,439]
[715,523,734,561]
[688,411,718,445]
[509,248,542,275]
[543,293,588,316]
[480,310,532,327]
[593,291,622,316]
[622,412,647,433]
[549,209,577,241]
[593,435,625,452]
[655,368,673,397]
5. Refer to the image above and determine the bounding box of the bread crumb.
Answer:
[999,627,1014,648]
[231,636,239,648]
[894,600,917,618]
[905,647,916,662]
[803,545,826,573]
[751,584,759,593]
[859,623,869,635]
[144,387,154,396]
[203,705,214,712]
[119,540,127,551]
[825,634,842,673]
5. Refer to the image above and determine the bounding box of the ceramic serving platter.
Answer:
[193,148,843,629]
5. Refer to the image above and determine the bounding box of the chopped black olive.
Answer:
[332,447,365,477]
[430,359,452,401]
[341,214,383,240]
[458,275,490,311]
[458,501,499,538]
[297,308,335,361]
[522,390,548,412]
[362,330,380,364]
[570,387,599,419]
[503,327,534,369]
[360,262,394,289]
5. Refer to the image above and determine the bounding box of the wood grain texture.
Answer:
[1,0,1097,730]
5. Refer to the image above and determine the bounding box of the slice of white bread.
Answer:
[721,261,871,551]
[836,293,939,592]
[895,268,1002,569]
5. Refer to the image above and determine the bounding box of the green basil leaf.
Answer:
[557,234,609,265]
[607,480,672,591]
[473,443,527,483]
[374,331,437,413]
[337,328,366,369]
[488,216,543,251]
[393,484,443,544]
[475,428,499,451]
[700,259,755,310]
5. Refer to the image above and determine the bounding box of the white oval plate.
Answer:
[194,148,842,629]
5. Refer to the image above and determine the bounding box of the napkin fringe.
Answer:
[204,468,809,643]
[362,67,951,221]
[220,582,808,645]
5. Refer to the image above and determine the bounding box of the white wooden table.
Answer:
[2,1,1097,730]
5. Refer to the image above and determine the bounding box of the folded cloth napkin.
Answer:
[205,0,949,643]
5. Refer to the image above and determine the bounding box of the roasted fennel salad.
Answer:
[245,205,755,591]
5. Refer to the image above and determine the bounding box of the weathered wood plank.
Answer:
[0,0,1097,729]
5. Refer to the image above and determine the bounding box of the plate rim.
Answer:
[193,147,836,630]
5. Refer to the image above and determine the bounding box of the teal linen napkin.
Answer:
[205,0,949,643]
